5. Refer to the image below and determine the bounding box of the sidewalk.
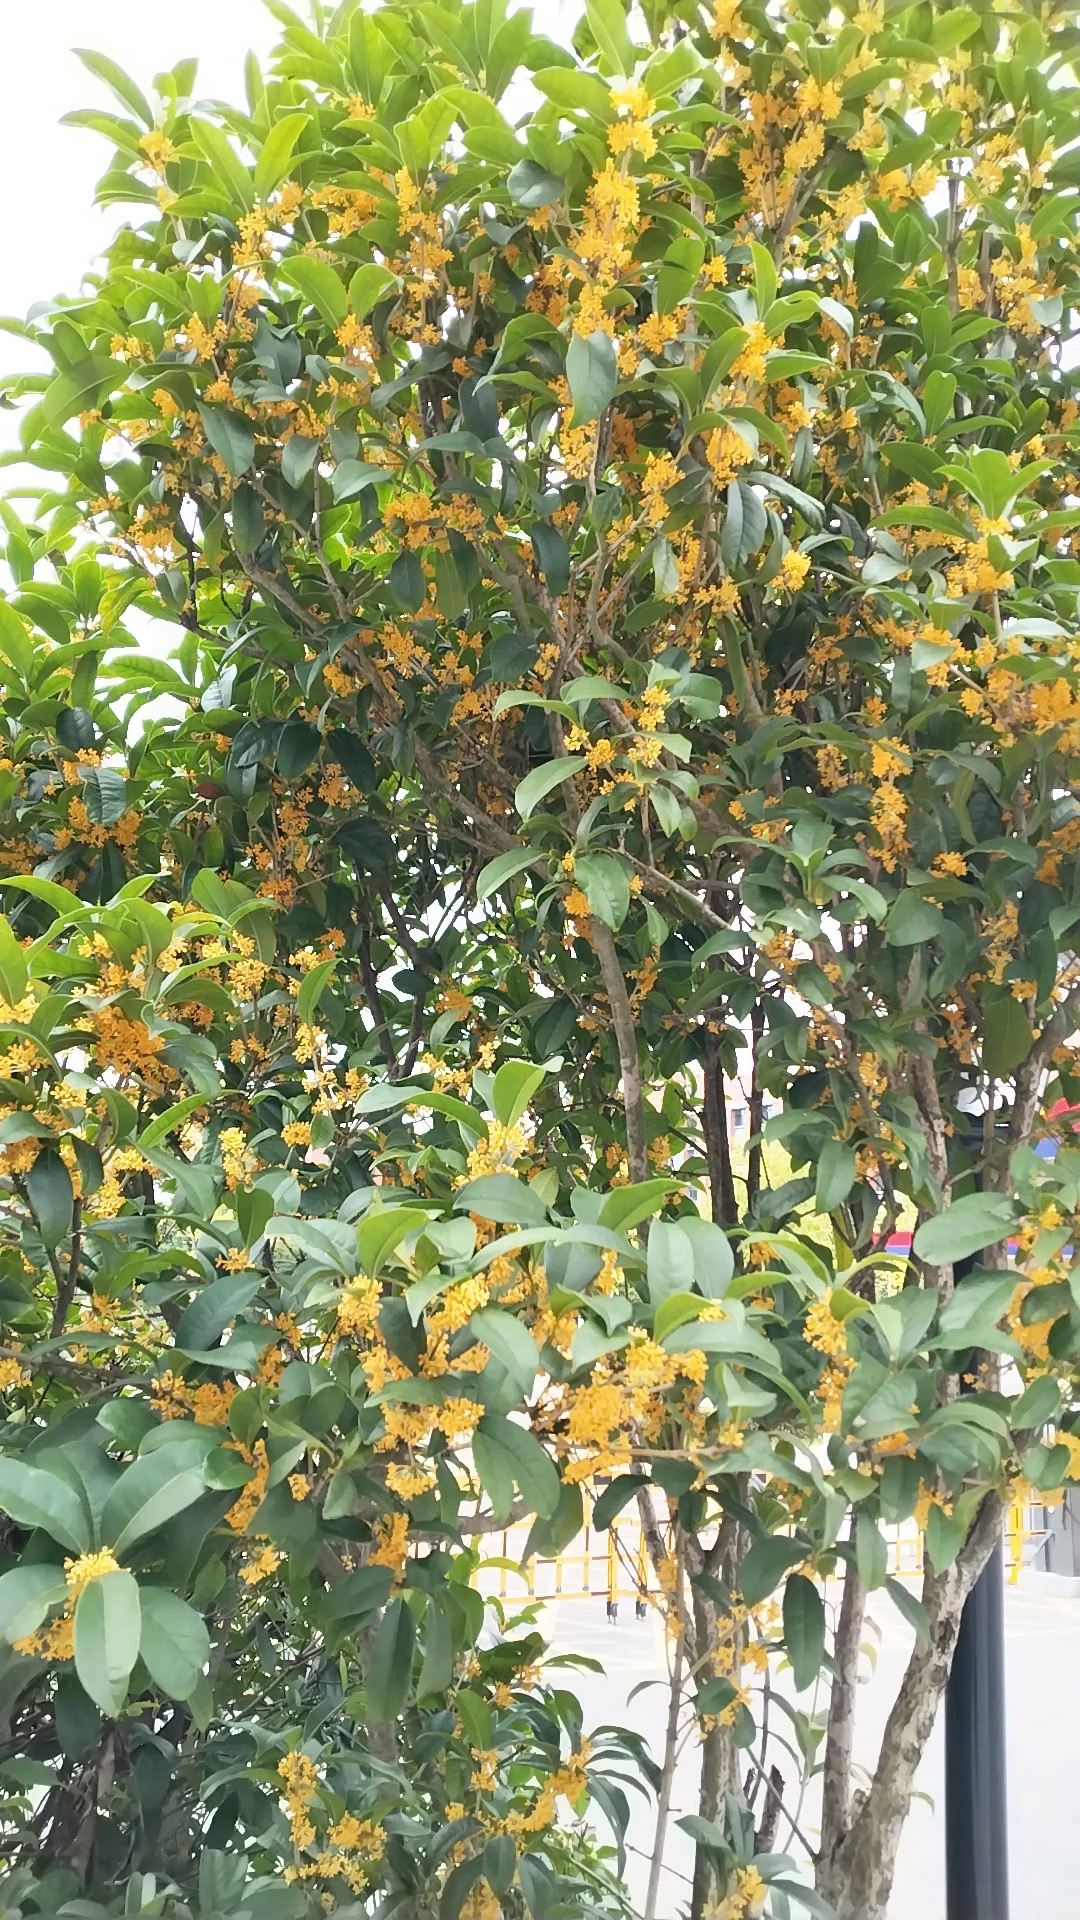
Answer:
[538,1582,1080,1919]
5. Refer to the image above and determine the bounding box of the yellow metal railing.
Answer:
[474,1495,1042,1609]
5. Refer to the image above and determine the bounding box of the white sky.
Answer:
[0,1,277,437]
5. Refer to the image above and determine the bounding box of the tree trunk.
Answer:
[592,920,649,1184]
[689,1516,744,1920]
[702,1025,739,1227]
[747,1004,765,1212]
[818,1553,865,1883]
[644,1615,685,1920]
[821,1497,1002,1920]
[357,1616,399,1770]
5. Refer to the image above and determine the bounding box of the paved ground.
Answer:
[530,1582,1080,1919]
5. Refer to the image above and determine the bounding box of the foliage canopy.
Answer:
[3,0,1080,1915]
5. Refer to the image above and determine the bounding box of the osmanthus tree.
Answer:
[3,0,1080,1914]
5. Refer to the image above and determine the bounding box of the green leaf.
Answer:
[332,460,391,501]
[0,602,33,680]
[522,1479,584,1561]
[574,853,630,930]
[74,1570,141,1716]
[533,68,613,116]
[1013,1375,1061,1430]
[237,1183,275,1250]
[855,1508,887,1590]
[82,767,128,827]
[279,256,348,328]
[357,1206,430,1277]
[277,718,320,781]
[749,240,778,318]
[740,1536,806,1607]
[198,406,255,478]
[0,1460,89,1553]
[469,1307,539,1398]
[283,436,320,487]
[253,112,310,201]
[296,957,336,1024]
[816,1140,856,1214]
[27,1147,74,1247]
[931,5,980,48]
[174,1272,262,1351]
[491,1061,548,1128]
[138,1588,210,1700]
[566,330,617,426]
[585,0,634,74]
[983,997,1033,1080]
[532,522,571,595]
[884,1576,929,1647]
[391,550,425,611]
[453,1175,551,1226]
[324,1564,394,1622]
[648,1222,695,1304]
[74,49,154,127]
[474,1414,559,1520]
[0,917,28,1006]
[885,890,946,946]
[654,1290,706,1344]
[418,1598,455,1700]
[507,158,565,208]
[924,1502,964,1573]
[598,1179,678,1232]
[912,1193,1018,1266]
[591,1475,646,1529]
[475,847,536,901]
[349,264,398,318]
[0,1566,68,1644]
[484,1835,517,1898]
[190,118,254,210]
[472,1423,516,1521]
[783,1573,825,1690]
[102,1455,207,1555]
[138,1094,208,1153]
[515,757,586,820]
[366,1597,415,1720]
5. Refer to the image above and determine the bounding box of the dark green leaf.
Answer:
[566,330,617,426]
[138,1588,210,1700]
[783,1573,825,1690]
[197,407,255,477]
[74,1570,141,1715]
[366,1598,415,1720]
[27,1148,74,1247]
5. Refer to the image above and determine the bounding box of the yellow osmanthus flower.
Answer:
[369,1510,409,1575]
[777,549,810,592]
[239,1545,284,1586]
[385,1461,437,1499]
[64,1550,121,1596]
[15,1550,122,1658]
[226,1440,270,1533]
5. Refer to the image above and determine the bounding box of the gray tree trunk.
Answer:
[819,1497,1002,1920]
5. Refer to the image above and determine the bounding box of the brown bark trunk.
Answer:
[687,1515,744,1920]
[644,1545,686,1920]
[747,1004,765,1212]
[702,1026,739,1226]
[357,1616,399,1769]
[818,1553,865,1882]
[821,1497,1002,1920]
[689,1579,740,1920]
[593,920,649,1183]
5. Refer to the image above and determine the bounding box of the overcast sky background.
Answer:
[0,2,277,449]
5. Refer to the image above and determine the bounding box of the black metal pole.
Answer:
[945,1540,1009,1918]
[943,1172,1009,1920]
